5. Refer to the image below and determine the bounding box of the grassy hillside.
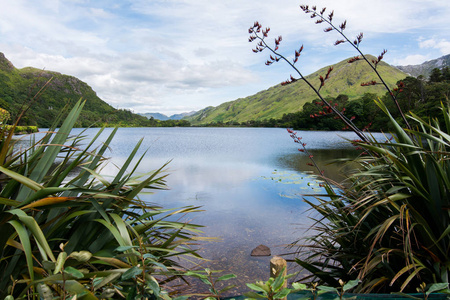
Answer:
[186,55,407,125]
[0,52,150,127]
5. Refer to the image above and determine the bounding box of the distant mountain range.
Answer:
[185,55,408,125]
[139,111,196,121]
[2,51,448,127]
[396,54,450,78]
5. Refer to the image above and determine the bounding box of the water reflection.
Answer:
[278,148,360,183]
[39,127,380,296]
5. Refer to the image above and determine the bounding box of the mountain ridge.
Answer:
[0,52,151,127]
[140,111,196,121]
[185,55,408,125]
[396,54,450,78]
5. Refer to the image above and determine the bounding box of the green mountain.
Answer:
[0,52,150,127]
[186,55,407,125]
[396,54,450,78]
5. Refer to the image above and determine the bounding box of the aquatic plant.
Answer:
[249,4,450,293]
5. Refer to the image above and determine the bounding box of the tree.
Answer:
[429,67,442,83]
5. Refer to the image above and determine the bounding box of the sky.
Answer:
[1,0,449,116]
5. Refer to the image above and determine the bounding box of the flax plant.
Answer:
[250,4,450,293]
[0,99,204,299]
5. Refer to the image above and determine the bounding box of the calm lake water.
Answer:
[42,127,377,294]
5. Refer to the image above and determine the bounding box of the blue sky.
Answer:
[0,0,449,115]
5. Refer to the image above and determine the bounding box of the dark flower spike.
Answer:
[324,27,333,32]
[376,49,387,65]
[353,33,363,46]
[270,55,276,61]
[319,75,325,87]
[325,67,333,80]
[361,80,377,86]
[320,7,326,15]
[315,19,324,24]
[294,46,303,63]
[334,39,345,46]
[328,10,334,21]
[339,20,347,31]
[312,5,316,10]
[348,56,361,63]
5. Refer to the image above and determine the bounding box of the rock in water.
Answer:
[251,244,271,256]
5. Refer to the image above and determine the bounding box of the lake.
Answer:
[52,127,373,294]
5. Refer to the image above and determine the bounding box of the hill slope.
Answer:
[186,55,407,125]
[0,52,150,127]
[396,54,450,78]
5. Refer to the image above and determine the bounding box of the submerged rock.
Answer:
[251,244,271,256]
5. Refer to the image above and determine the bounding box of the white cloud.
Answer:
[420,38,450,55]
[1,0,449,114]
[393,54,430,66]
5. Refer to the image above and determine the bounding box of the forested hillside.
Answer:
[0,53,190,127]
[186,55,407,125]
[205,70,450,132]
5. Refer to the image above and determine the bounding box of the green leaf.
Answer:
[126,286,137,300]
[274,288,291,299]
[343,279,360,292]
[146,276,160,296]
[426,283,449,295]
[115,245,138,252]
[0,165,43,192]
[54,251,67,274]
[218,284,237,294]
[184,271,209,279]
[37,283,53,300]
[69,250,92,262]
[121,266,142,280]
[246,283,269,294]
[8,220,34,283]
[200,277,213,286]
[317,285,338,293]
[93,272,121,290]
[172,297,190,300]
[61,280,98,300]
[243,291,267,299]
[142,253,158,260]
[292,282,307,291]
[8,209,56,261]
[64,266,84,279]
[271,267,286,292]
[217,273,237,281]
